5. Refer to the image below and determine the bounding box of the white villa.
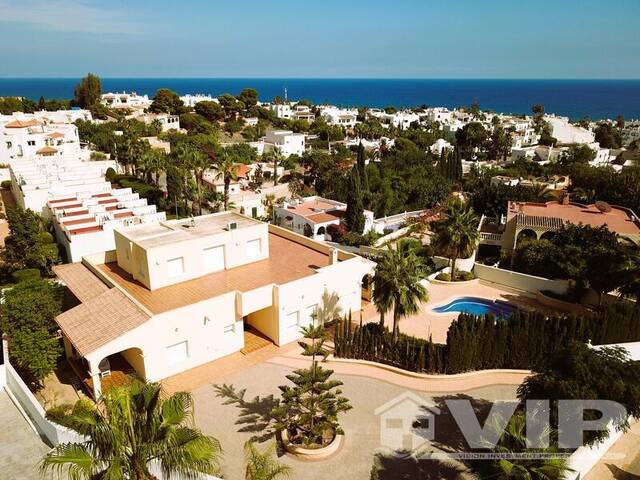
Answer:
[546,116,595,144]
[180,94,217,107]
[47,187,166,262]
[101,92,151,109]
[264,130,305,157]
[320,107,358,128]
[53,212,374,398]
[275,196,374,241]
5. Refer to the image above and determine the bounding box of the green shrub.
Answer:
[11,268,41,283]
[435,272,451,281]
[105,167,117,181]
[458,271,475,281]
[90,151,107,161]
[1,180,11,189]
[36,231,54,244]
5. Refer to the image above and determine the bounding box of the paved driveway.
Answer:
[191,362,518,480]
[0,391,50,480]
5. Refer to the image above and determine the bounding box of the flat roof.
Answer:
[284,198,344,219]
[508,201,640,235]
[119,212,261,249]
[96,232,332,314]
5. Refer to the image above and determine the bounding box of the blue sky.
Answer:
[0,0,638,78]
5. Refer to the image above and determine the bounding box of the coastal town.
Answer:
[0,72,639,480]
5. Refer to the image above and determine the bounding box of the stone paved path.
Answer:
[0,391,50,480]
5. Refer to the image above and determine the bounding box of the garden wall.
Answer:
[473,263,569,295]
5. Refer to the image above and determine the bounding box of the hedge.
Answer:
[334,302,640,374]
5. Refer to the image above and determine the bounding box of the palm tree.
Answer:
[530,183,556,202]
[618,247,640,308]
[432,200,479,281]
[244,441,290,480]
[372,242,428,339]
[485,412,572,480]
[262,194,276,221]
[266,147,284,185]
[214,155,240,211]
[41,381,221,480]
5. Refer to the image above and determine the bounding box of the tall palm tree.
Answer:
[262,193,276,221]
[214,155,240,211]
[372,242,428,339]
[266,147,284,185]
[313,289,342,325]
[244,441,290,480]
[41,381,221,480]
[484,412,572,480]
[433,200,479,281]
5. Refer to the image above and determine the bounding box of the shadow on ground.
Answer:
[213,383,279,444]
[371,449,477,480]
[606,464,640,480]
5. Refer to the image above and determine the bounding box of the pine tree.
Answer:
[345,166,365,233]
[272,314,352,446]
[38,96,46,111]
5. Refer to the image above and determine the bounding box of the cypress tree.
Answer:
[345,167,365,233]
[356,142,369,194]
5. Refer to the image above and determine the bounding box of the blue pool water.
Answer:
[432,297,516,317]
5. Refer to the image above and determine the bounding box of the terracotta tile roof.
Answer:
[96,232,331,314]
[56,288,150,357]
[53,263,110,303]
[4,119,40,128]
[306,211,342,224]
[508,201,640,235]
[236,164,252,178]
[46,132,65,138]
[36,146,58,155]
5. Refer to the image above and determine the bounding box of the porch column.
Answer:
[88,360,103,399]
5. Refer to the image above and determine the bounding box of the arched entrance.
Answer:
[516,228,537,245]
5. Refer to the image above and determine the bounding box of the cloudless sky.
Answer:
[0,0,639,78]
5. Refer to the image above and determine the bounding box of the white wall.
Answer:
[473,263,569,295]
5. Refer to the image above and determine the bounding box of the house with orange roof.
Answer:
[479,199,640,252]
[53,212,374,398]
[274,196,375,241]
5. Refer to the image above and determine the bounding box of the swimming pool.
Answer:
[432,297,516,317]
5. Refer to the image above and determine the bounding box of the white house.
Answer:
[275,196,374,241]
[101,92,151,109]
[429,138,453,155]
[47,187,166,263]
[546,116,595,144]
[180,94,217,107]
[137,113,180,132]
[319,107,358,128]
[53,212,374,398]
[264,130,305,157]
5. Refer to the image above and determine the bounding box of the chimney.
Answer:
[329,247,338,266]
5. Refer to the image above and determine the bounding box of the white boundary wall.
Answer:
[473,263,569,295]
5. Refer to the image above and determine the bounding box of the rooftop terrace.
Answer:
[94,231,333,314]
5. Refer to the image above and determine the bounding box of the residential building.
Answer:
[270,103,293,119]
[275,196,374,241]
[101,92,151,108]
[137,113,180,132]
[425,107,453,124]
[479,200,640,252]
[429,138,453,155]
[140,136,171,154]
[319,107,358,128]
[264,130,305,157]
[546,116,595,144]
[53,212,374,397]
[48,187,166,262]
[180,94,217,107]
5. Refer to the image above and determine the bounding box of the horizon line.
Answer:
[1,76,640,81]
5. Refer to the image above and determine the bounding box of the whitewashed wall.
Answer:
[473,263,569,295]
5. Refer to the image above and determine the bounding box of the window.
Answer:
[27,140,36,146]
[167,257,184,277]
[285,311,299,328]
[5,141,11,149]
[251,207,258,218]
[166,341,188,365]
[203,245,224,273]
[246,238,261,258]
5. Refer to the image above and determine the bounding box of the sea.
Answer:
[1,78,639,121]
